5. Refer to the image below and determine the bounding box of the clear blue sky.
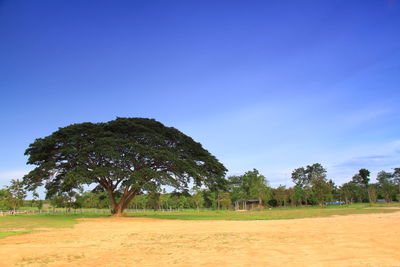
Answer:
[1,0,399,189]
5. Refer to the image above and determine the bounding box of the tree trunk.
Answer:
[113,202,125,216]
[366,185,372,204]
[108,188,139,216]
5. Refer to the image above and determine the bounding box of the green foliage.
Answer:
[147,192,161,210]
[31,192,43,210]
[377,170,397,202]
[292,185,306,206]
[228,169,271,207]
[291,163,326,188]
[130,194,148,209]
[0,213,106,239]
[206,191,218,210]
[190,187,205,210]
[2,179,27,210]
[368,185,377,204]
[0,189,12,209]
[273,185,289,207]
[291,163,332,205]
[353,168,370,187]
[77,191,110,209]
[23,118,227,215]
[218,192,232,209]
[340,182,357,203]
[310,177,333,205]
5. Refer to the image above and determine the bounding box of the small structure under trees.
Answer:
[234,199,260,210]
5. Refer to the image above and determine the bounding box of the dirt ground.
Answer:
[0,211,399,267]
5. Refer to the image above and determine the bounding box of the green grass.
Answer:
[127,203,400,221]
[0,231,32,239]
[0,213,107,239]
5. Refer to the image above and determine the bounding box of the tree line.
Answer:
[2,164,399,211]
[2,118,399,214]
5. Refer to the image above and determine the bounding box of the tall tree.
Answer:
[393,168,400,194]
[377,171,396,202]
[292,163,326,188]
[23,118,227,216]
[352,169,370,187]
[291,163,331,205]
[352,168,371,202]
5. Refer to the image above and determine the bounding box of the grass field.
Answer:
[128,203,400,220]
[0,214,105,240]
[1,203,399,240]
[1,207,399,266]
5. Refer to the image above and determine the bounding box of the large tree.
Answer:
[23,117,227,215]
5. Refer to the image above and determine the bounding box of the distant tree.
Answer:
[23,118,227,216]
[159,193,172,210]
[32,191,43,210]
[292,185,306,206]
[147,191,161,210]
[291,167,308,187]
[191,187,205,211]
[393,168,400,194]
[291,163,331,205]
[0,189,12,209]
[228,169,271,208]
[207,191,218,209]
[328,179,339,200]
[353,168,370,186]
[218,192,231,210]
[339,182,357,203]
[368,184,377,204]
[131,194,148,209]
[286,187,295,207]
[79,191,109,209]
[178,195,190,209]
[273,185,288,207]
[377,171,396,202]
[5,179,27,210]
[49,194,68,208]
[351,169,371,202]
[311,177,332,205]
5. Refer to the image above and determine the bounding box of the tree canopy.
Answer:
[291,163,332,205]
[23,117,227,215]
[228,169,271,207]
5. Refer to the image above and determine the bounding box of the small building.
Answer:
[234,199,260,210]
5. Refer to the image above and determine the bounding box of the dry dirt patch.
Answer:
[365,207,400,210]
[0,212,399,267]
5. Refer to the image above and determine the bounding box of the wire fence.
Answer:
[0,208,209,216]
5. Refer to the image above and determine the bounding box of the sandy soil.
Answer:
[0,212,399,267]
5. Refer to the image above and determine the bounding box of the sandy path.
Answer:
[0,212,399,267]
